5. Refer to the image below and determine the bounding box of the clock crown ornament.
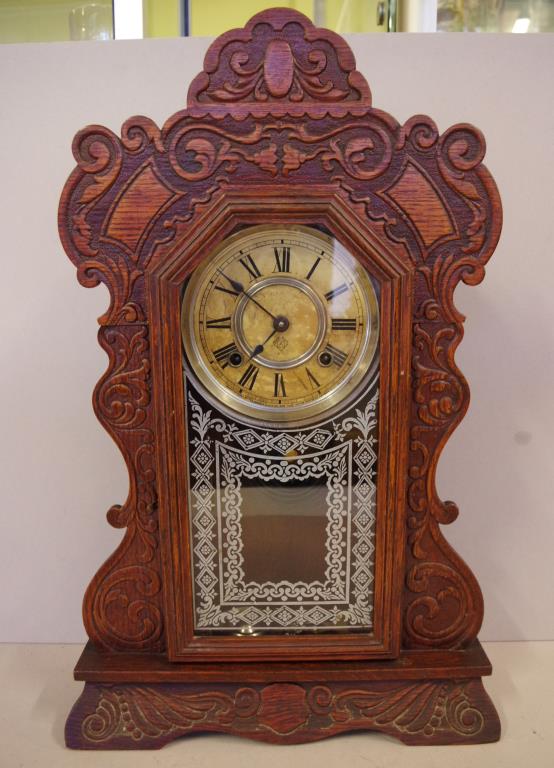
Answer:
[186,7,372,117]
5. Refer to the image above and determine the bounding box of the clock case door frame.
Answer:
[149,188,413,662]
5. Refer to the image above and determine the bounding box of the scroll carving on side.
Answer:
[400,121,501,649]
[82,325,164,652]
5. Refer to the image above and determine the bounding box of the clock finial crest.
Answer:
[187,8,372,116]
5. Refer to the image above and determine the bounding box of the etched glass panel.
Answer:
[184,376,379,634]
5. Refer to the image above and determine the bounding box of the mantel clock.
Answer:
[59,8,502,749]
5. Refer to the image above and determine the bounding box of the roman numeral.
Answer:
[273,372,286,398]
[238,254,261,280]
[206,316,232,329]
[213,342,239,367]
[324,283,349,302]
[325,344,348,366]
[215,284,240,297]
[273,246,291,272]
[305,256,321,280]
[306,368,320,389]
[238,364,259,390]
[331,318,357,330]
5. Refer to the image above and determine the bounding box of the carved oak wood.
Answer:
[67,679,499,748]
[59,8,502,748]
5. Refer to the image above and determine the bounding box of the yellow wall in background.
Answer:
[143,0,180,38]
[191,1,307,36]
[0,0,111,43]
[190,1,384,36]
[0,0,385,44]
[324,0,383,33]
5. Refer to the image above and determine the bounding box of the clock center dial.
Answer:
[234,277,327,370]
[182,225,379,423]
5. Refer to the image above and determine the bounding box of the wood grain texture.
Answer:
[73,639,493,683]
[66,676,499,748]
[58,6,502,748]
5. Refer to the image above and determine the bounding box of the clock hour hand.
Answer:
[249,328,277,359]
[217,270,244,295]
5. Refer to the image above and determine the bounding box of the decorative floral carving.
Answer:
[310,682,485,738]
[187,8,372,113]
[68,678,496,748]
[403,307,484,648]
[81,686,259,741]
[280,121,394,181]
[321,133,393,180]
[166,122,284,182]
[205,43,351,104]
[83,326,164,651]
[96,329,150,430]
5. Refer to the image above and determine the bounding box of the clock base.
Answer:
[65,641,500,748]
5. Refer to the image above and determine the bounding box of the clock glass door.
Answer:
[181,225,380,636]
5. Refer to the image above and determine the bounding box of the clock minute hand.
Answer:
[217,269,278,321]
[245,292,279,321]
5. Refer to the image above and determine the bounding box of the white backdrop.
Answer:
[1,32,553,643]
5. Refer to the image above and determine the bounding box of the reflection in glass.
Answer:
[437,0,554,32]
[69,4,113,41]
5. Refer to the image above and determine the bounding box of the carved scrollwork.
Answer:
[83,326,164,651]
[65,126,123,266]
[413,325,463,426]
[72,127,123,216]
[205,42,352,104]
[392,116,500,651]
[121,116,164,154]
[168,123,279,179]
[96,328,150,431]
[396,114,439,153]
[403,313,482,647]
[81,686,252,741]
[403,289,485,647]
[320,682,484,738]
[320,133,393,180]
[405,560,477,644]
[68,679,497,748]
[437,125,488,256]
[187,8,372,114]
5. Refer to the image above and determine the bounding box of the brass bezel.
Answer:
[181,224,380,426]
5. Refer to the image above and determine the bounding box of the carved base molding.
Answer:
[65,643,500,749]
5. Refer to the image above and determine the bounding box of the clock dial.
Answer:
[182,226,379,423]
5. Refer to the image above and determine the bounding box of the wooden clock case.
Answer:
[59,8,502,749]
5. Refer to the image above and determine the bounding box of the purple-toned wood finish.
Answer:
[58,8,502,749]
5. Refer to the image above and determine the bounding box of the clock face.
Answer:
[181,225,379,423]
